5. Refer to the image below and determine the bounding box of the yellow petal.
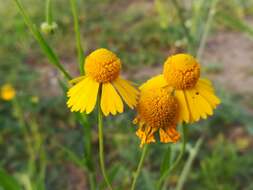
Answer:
[140,74,167,91]
[113,77,139,109]
[196,82,221,108]
[69,76,86,85]
[85,80,99,114]
[188,88,213,119]
[67,77,97,113]
[198,78,214,92]
[101,83,123,116]
[159,126,180,143]
[174,90,190,123]
[185,90,200,122]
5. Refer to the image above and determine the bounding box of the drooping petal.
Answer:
[198,78,215,92]
[175,79,220,123]
[69,76,86,85]
[101,83,123,116]
[136,125,157,148]
[67,77,99,113]
[113,77,139,109]
[185,90,201,122]
[174,90,190,123]
[85,80,99,113]
[159,126,180,143]
[140,74,167,91]
[196,79,221,109]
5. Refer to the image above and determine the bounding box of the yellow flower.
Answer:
[67,48,139,116]
[162,53,221,123]
[133,78,180,147]
[0,84,16,101]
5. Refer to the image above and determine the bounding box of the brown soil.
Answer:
[203,31,253,95]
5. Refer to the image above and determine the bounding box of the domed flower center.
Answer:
[85,48,121,83]
[163,54,200,90]
[137,88,179,129]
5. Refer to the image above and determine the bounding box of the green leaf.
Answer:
[0,169,22,190]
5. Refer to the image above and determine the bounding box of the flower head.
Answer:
[163,54,200,90]
[0,84,16,101]
[134,77,180,147]
[85,48,121,83]
[161,53,220,123]
[67,48,139,116]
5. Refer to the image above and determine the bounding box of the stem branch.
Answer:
[131,145,149,190]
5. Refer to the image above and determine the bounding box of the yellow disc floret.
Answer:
[137,88,179,129]
[163,54,200,90]
[85,48,121,83]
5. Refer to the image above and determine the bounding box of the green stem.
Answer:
[131,145,149,190]
[175,137,204,190]
[70,0,85,74]
[13,0,72,80]
[197,0,219,60]
[157,124,187,190]
[46,0,53,24]
[88,173,96,190]
[98,94,113,190]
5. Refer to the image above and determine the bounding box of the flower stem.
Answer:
[70,0,85,74]
[46,0,53,24]
[131,144,149,190]
[157,124,187,190]
[98,95,113,190]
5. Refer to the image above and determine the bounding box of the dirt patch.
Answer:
[203,31,253,95]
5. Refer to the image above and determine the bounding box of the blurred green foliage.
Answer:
[1,0,253,189]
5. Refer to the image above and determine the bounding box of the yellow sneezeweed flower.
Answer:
[67,48,139,116]
[133,78,180,147]
[160,53,221,123]
[0,84,16,101]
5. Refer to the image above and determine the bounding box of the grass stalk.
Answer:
[175,137,204,190]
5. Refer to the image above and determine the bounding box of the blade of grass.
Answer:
[197,0,219,60]
[175,137,204,190]
[0,169,22,190]
[13,0,72,80]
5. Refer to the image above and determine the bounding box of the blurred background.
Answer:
[1,0,253,189]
